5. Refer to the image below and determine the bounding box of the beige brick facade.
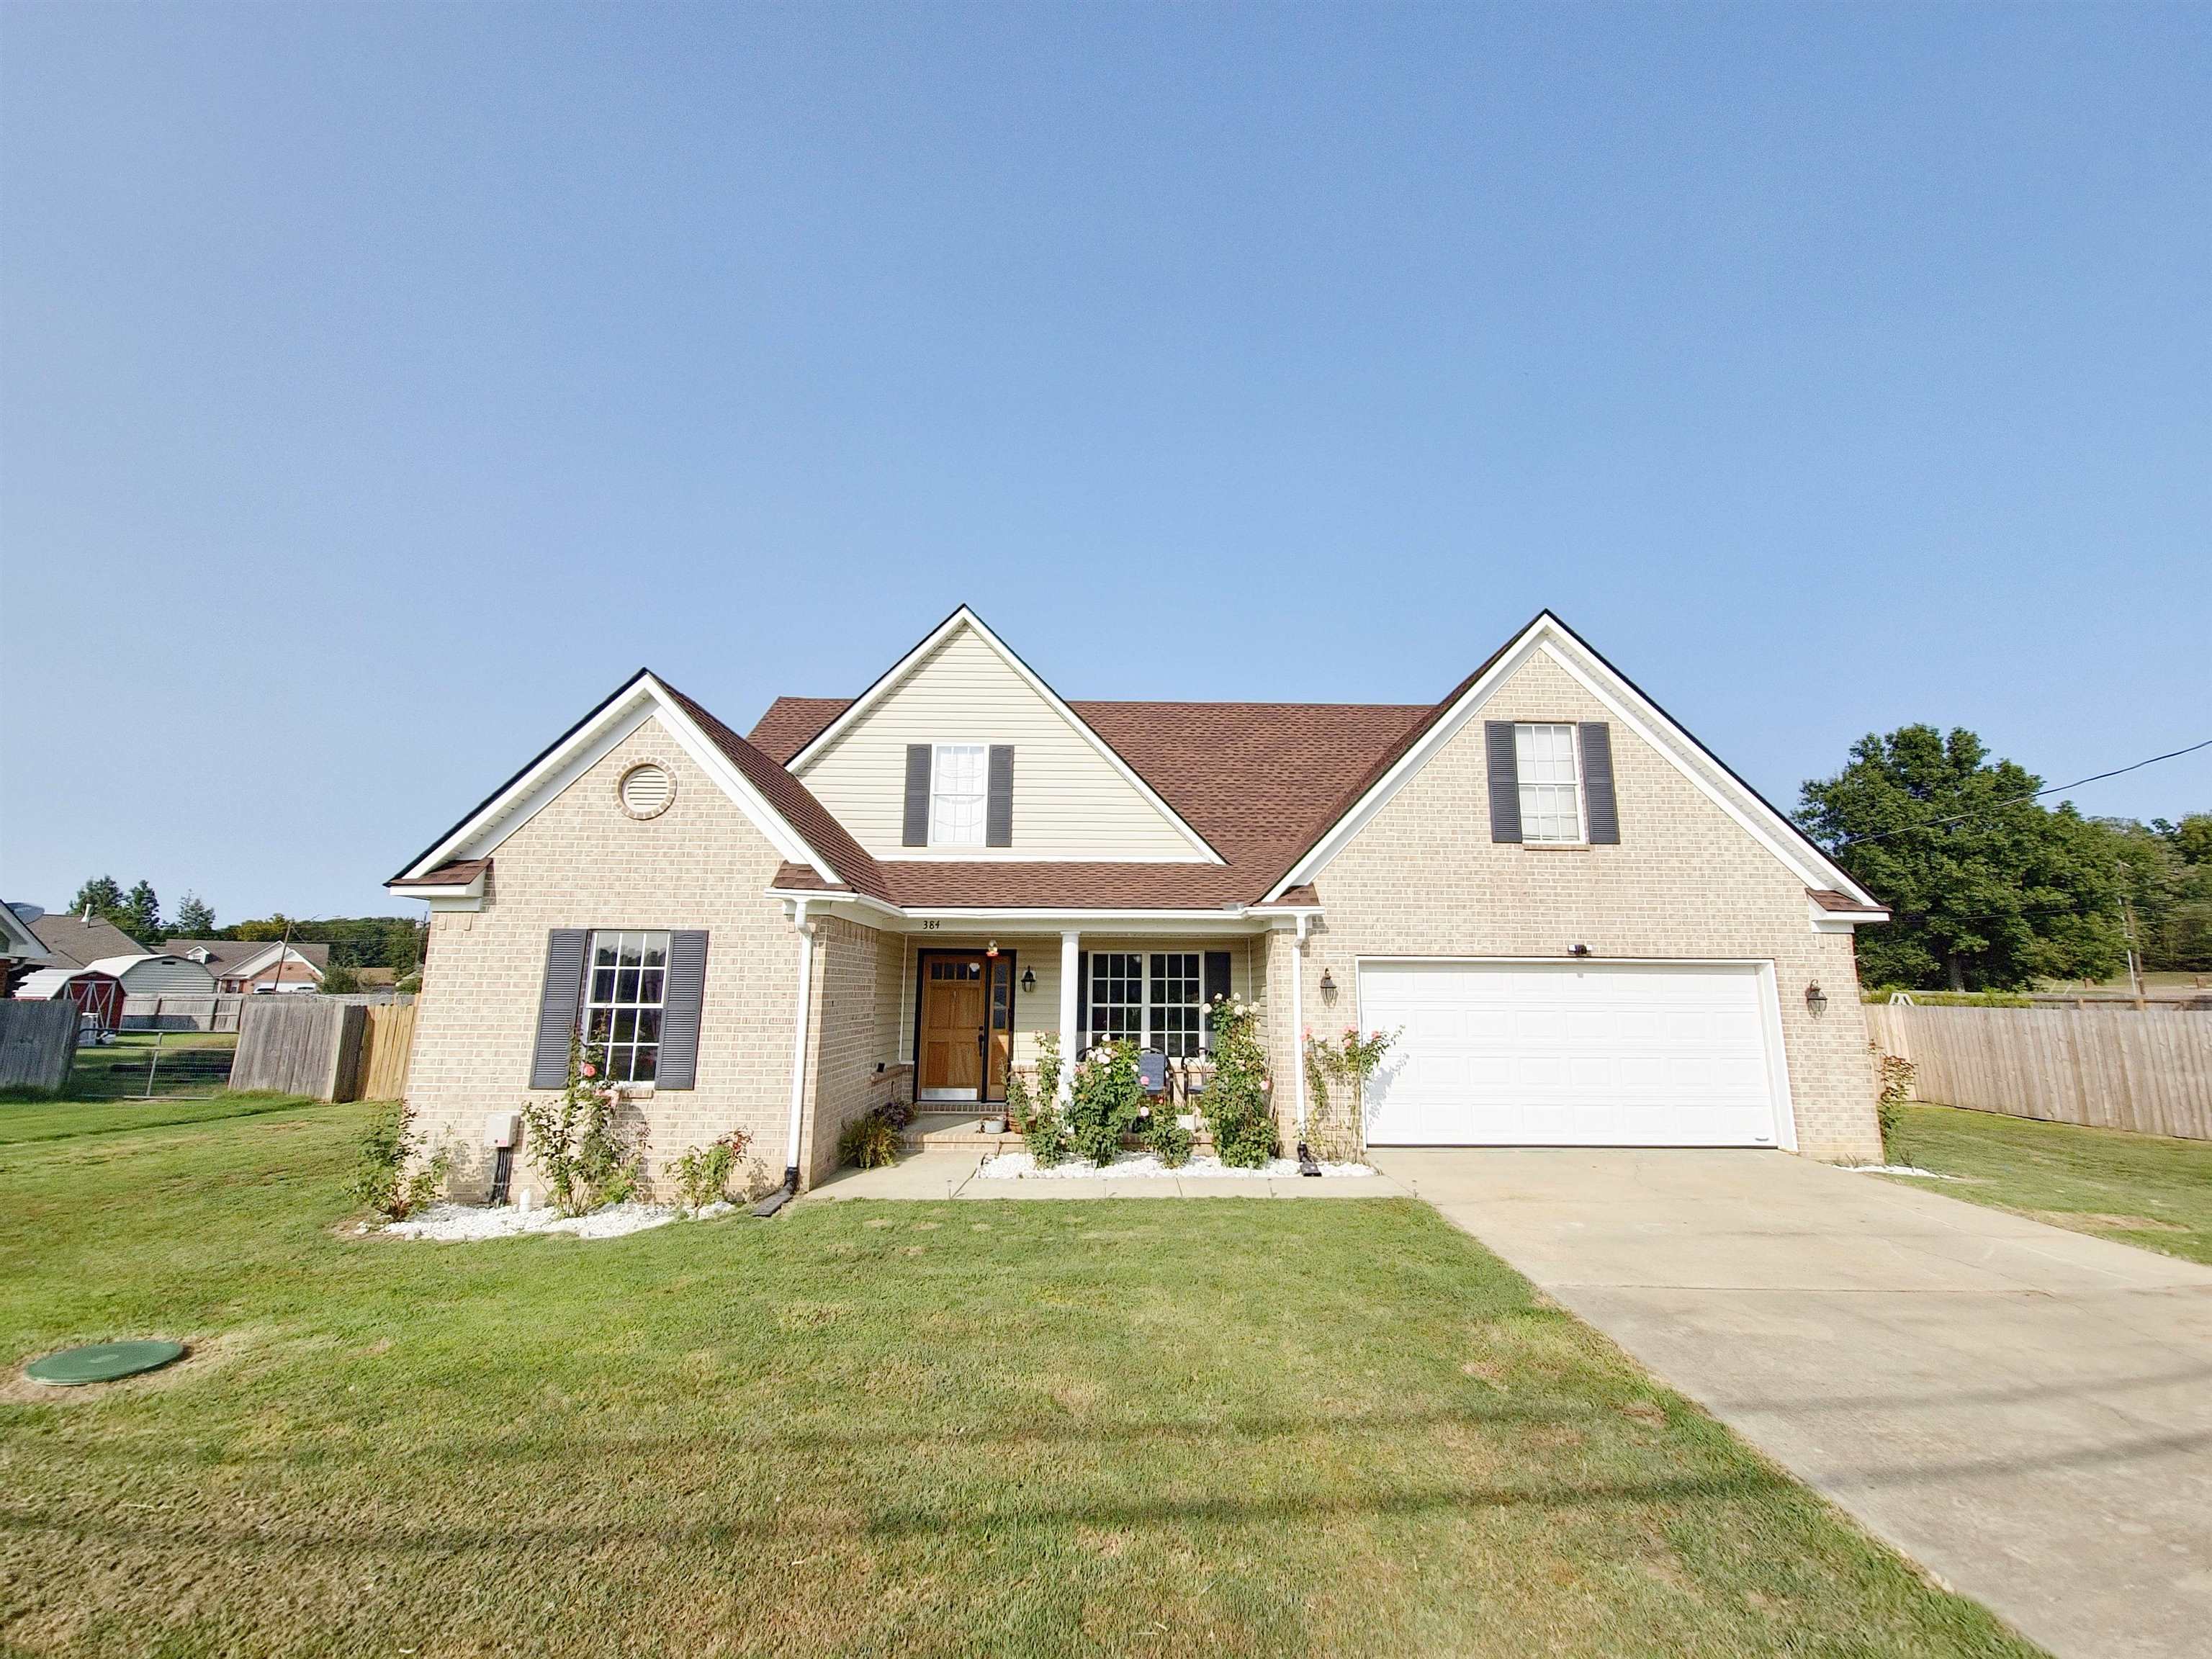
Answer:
[1256,651,1881,1162]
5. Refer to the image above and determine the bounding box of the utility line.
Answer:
[1825,737,2212,850]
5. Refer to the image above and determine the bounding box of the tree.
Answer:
[172,893,217,935]
[69,876,124,920]
[1797,725,2126,991]
[117,881,163,947]
[320,961,361,994]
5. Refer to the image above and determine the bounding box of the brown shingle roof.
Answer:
[1808,888,1887,915]
[28,913,150,971]
[389,858,489,889]
[747,696,1433,908]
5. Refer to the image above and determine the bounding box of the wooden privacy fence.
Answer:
[351,1002,417,1102]
[233,999,366,1101]
[120,994,248,1033]
[1866,1002,2212,1142]
[0,1001,78,1093]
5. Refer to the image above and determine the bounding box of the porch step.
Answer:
[896,1111,1021,1151]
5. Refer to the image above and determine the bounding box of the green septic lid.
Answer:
[24,1340,186,1386]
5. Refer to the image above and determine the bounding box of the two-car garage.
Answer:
[1357,959,1792,1148]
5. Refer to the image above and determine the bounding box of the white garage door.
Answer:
[1358,961,1787,1147]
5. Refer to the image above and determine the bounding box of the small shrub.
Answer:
[1145,1110,1193,1168]
[1871,1043,1916,1162]
[839,1112,901,1169]
[1202,995,1277,1168]
[670,1129,752,1211]
[1008,1066,1071,1167]
[518,1035,646,1216]
[351,1102,452,1220]
[1066,1039,1144,1167]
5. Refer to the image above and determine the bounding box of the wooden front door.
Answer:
[919,955,989,1100]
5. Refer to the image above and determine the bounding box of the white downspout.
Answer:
[781,899,817,1194]
[1288,914,1310,1145]
[1058,929,1082,1102]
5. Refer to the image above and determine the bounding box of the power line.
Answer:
[1827,737,2212,850]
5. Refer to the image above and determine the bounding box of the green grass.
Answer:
[1885,1103,2212,1265]
[1,1096,2039,1658]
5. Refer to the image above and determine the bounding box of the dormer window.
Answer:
[929,744,988,846]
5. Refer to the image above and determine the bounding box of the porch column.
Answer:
[781,901,817,1192]
[1058,929,1081,1102]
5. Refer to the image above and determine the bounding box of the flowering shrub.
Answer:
[669,1128,752,1211]
[1303,1025,1400,1161]
[518,1034,646,1216]
[1007,1060,1069,1167]
[1066,1039,1145,1167]
[1202,994,1277,1168]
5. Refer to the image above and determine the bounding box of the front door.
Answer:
[919,955,988,1102]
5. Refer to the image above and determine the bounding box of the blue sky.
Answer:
[3,3,2206,922]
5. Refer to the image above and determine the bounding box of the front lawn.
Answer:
[1,1096,2037,1658]
[1884,1103,2212,1265]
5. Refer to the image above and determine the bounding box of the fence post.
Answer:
[145,1028,165,1098]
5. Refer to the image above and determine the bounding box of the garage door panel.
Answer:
[1361,961,1784,1147]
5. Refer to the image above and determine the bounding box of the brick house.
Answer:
[388,607,1887,1201]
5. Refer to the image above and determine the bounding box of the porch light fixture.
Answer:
[986,940,999,958]
[1319,969,1337,1003]
[1020,968,1036,994]
[1805,982,1829,1016]
[1568,943,1591,958]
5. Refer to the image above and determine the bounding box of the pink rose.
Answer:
[580,1064,596,1079]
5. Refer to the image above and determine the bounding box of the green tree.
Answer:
[320,961,361,994]
[172,892,217,934]
[1797,725,2126,991]
[68,876,125,921]
[117,881,163,947]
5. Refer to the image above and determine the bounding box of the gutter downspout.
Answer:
[755,899,816,1216]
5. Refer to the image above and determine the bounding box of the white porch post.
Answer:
[1288,915,1310,1141]
[1058,929,1082,1102]
[781,900,817,1192]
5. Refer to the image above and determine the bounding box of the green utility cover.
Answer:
[24,1340,186,1386]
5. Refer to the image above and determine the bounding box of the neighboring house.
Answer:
[23,910,151,974]
[388,607,1889,1200]
[84,953,219,997]
[13,965,127,1031]
[164,939,329,994]
[1,902,53,987]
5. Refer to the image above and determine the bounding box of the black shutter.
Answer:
[1202,951,1231,1053]
[655,930,709,1089]
[529,930,588,1088]
[1578,723,1619,845]
[1485,721,1523,843]
[1074,951,1089,1048]
[986,745,1015,847]
[902,745,932,847]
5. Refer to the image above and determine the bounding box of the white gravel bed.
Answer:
[380,1200,678,1241]
[1838,1164,1964,1179]
[976,1151,1375,1181]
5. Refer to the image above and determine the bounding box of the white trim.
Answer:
[394,675,839,888]
[1264,615,1879,908]
[0,904,50,963]
[1058,930,1081,1104]
[217,943,326,984]
[787,607,1224,865]
[1351,953,1798,1153]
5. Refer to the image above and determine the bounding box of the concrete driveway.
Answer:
[1373,1148,2212,1659]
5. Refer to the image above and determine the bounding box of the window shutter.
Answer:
[529,930,589,1088]
[1201,951,1231,1053]
[655,930,709,1089]
[1075,951,1089,1046]
[986,745,1015,848]
[1485,721,1523,843]
[902,745,932,846]
[1578,722,1619,845]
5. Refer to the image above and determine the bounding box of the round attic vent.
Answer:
[618,762,674,819]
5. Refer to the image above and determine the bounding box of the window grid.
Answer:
[583,930,670,1083]
[1088,952,1144,1046]
[1087,950,1211,1056]
[1515,723,1585,844]
[1148,952,1202,1058]
[930,744,987,846]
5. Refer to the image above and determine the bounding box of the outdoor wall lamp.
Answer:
[1020,968,1036,994]
[1806,982,1829,1015]
[1568,943,1591,958]
[1319,968,1338,1003]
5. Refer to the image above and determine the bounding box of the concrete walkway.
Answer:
[1373,1148,2212,1659]
[806,1148,1410,1201]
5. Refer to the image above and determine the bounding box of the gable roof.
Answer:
[27,913,150,971]
[782,606,1225,865]
[163,938,332,976]
[388,669,889,902]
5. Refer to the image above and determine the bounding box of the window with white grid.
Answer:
[930,744,987,846]
[583,930,669,1083]
[1515,724,1585,844]
[1148,952,1202,1058]
[1087,952,1143,1048]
